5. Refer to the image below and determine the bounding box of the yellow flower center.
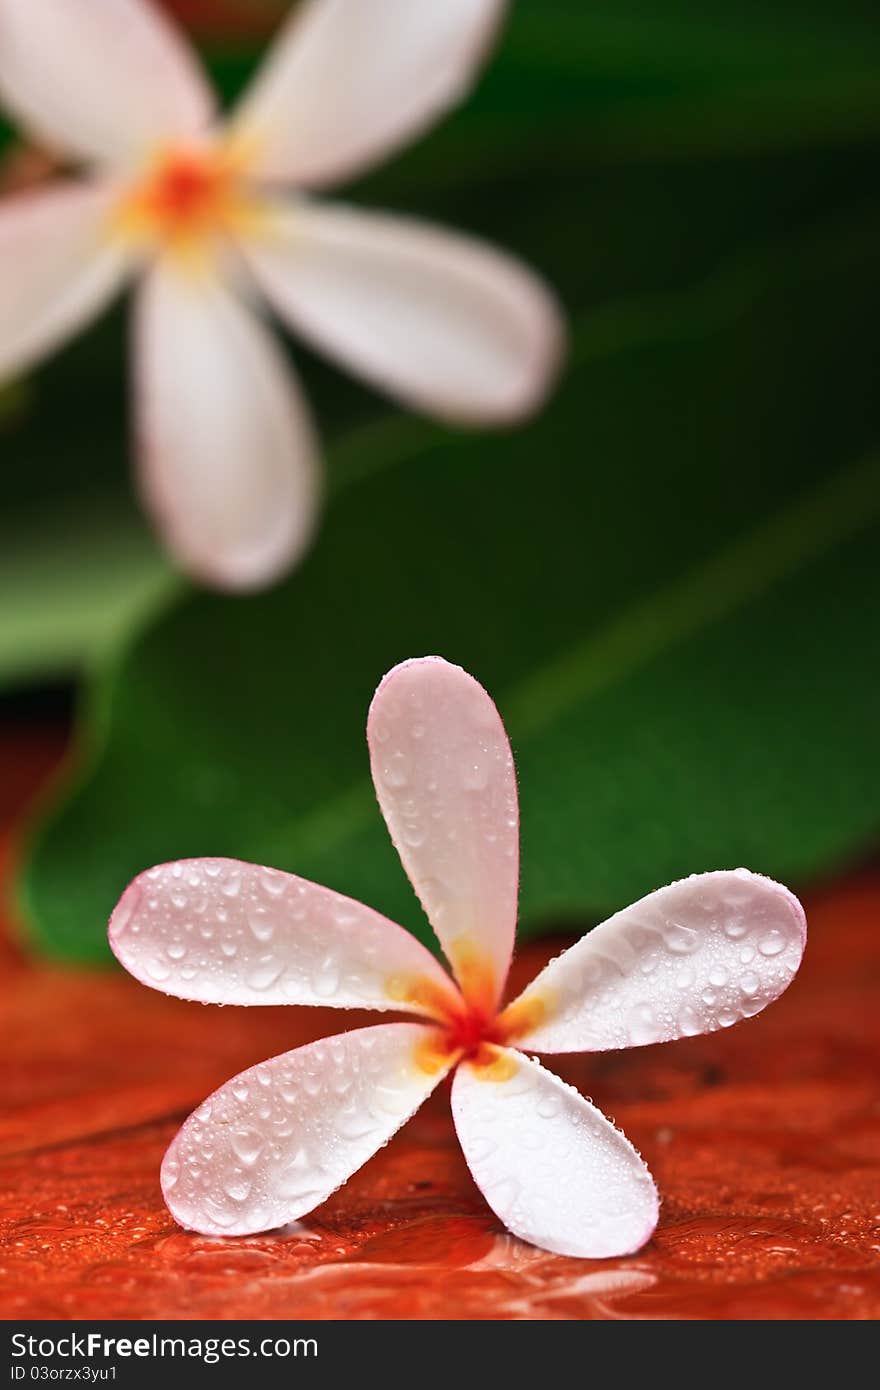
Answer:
[112,141,265,263]
[400,945,552,1084]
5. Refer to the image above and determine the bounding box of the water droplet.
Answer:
[167,941,186,961]
[248,908,274,942]
[701,989,717,1007]
[382,750,410,788]
[247,957,284,991]
[171,893,188,911]
[759,930,786,957]
[313,963,340,998]
[627,1002,658,1045]
[739,945,755,964]
[663,923,700,954]
[147,957,171,982]
[225,1178,252,1203]
[221,872,242,898]
[709,966,728,988]
[724,919,748,939]
[461,751,489,791]
[260,869,286,898]
[204,862,223,878]
[678,1005,702,1036]
[231,1080,250,1103]
[740,971,761,996]
[112,896,136,934]
[220,940,238,958]
[337,1107,375,1140]
[230,1128,264,1165]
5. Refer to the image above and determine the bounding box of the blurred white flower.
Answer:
[0,0,563,589]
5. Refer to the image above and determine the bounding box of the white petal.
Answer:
[244,201,563,423]
[0,181,131,380]
[367,657,518,1016]
[163,1022,453,1235]
[503,870,807,1054]
[134,262,321,590]
[109,856,462,1019]
[231,0,507,187]
[451,1049,658,1258]
[0,0,214,169]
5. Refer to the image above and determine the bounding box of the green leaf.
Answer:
[21,214,880,959]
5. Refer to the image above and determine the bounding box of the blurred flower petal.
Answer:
[0,0,215,169]
[134,263,320,590]
[367,657,518,1014]
[231,0,507,187]
[503,869,807,1054]
[0,181,131,381]
[452,1049,659,1258]
[162,1023,453,1235]
[245,201,563,422]
[109,856,462,1018]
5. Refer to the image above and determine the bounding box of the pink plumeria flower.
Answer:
[108,657,806,1258]
[0,0,562,589]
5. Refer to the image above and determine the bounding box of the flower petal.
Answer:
[451,1048,658,1258]
[134,262,321,590]
[367,657,518,1015]
[502,869,807,1054]
[244,201,563,423]
[0,0,214,169]
[0,181,132,381]
[163,1022,453,1234]
[230,0,506,187]
[109,856,462,1019]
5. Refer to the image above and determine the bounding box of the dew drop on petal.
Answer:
[230,1128,264,1165]
[759,930,786,957]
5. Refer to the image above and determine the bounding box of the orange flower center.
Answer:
[412,978,548,1081]
[113,143,264,258]
[391,948,550,1080]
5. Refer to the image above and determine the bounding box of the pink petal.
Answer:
[134,262,321,590]
[230,0,506,188]
[367,657,518,1016]
[0,181,131,381]
[162,1022,453,1234]
[502,869,807,1054]
[109,856,462,1019]
[451,1048,659,1258]
[0,0,214,169]
[244,200,563,423]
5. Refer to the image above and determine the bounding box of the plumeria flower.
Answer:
[108,657,807,1258]
[0,0,562,589]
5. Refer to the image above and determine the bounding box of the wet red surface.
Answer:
[1,726,879,1319]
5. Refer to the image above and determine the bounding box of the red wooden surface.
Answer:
[1,726,879,1320]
